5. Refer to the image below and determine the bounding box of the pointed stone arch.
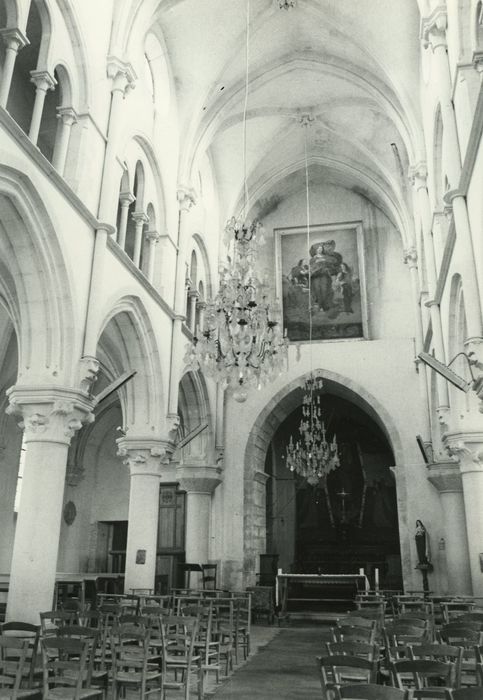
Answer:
[242,369,404,583]
[0,165,75,384]
[96,294,165,434]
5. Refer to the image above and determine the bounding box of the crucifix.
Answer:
[337,487,350,523]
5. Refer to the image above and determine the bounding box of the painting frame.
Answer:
[274,220,369,343]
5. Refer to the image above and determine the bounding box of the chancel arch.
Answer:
[243,370,404,589]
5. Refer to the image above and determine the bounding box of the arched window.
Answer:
[6,0,43,133]
[124,161,147,268]
[37,64,74,165]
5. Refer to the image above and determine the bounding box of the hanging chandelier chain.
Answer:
[285,121,339,485]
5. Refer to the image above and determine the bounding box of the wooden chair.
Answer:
[56,626,107,699]
[40,610,78,637]
[407,643,463,688]
[212,599,234,676]
[1,622,41,690]
[110,627,162,700]
[0,636,42,699]
[334,684,408,700]
[41,636,102,699]
[201,564,217,590]
[391,658,456,698]
[160,615,202,700]
[441,602,476,624]
[325,641,379,662]
[233,594,251,663]
[449,689,483,700]
[333,625,377,645]
[438,624,482,646]
[317,654,378,700]
[246,586,274,625]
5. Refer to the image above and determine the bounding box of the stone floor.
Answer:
[211,626,325,699]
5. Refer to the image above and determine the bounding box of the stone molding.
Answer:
[421,6,447,49]
[106,56,137,94]
[145,229,160,243]
[56,106,78,126]
[177,185,197,212]
[119,191,135,206]
[427,460,463,493]
[78,355,100,395]
[253,470,270,485]
[444,431,483,474]
[403,247,418,269]
[0,27,29,51]
[408,161,428,190]
[29,69,56,92]
[116,437,170,477]
[6,385,95,445]
[177,464,222,494]
[131,211,149,226]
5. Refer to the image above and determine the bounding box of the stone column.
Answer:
[409,163,450,424]
[5,386,94,623]
[422,9,483,349]
[52,107,77,175]
[196,300,206,336]
[0,28,28,108]
[403,247,431,442]
[178,466,222,582]
[117,192,135,249]
[145,230,160,283]
[29,70,56,145]
[83,57,135,359]
[187,290,200,334]
[445,432,483,595]
[98,57,136,222]
[132,212,149,268]
[427,460,472,594]
[167,186,197,419]
[117,438,168,594]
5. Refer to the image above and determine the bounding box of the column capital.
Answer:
[443,431,483,474]
[421,6,447,50]
[177,464,222,493]
[166,412,181,442]
[145,229,160,243]
[408,161,428,190]
[29,69,56,92]
[177,185,197,212]
[427,460,463,493]
[116,437,171,477]
[78,355,100,394]
[472,50,483,73]
[403,247,418,269]
[119,191,135,206]
[188,289,200,301]
[131,211,149,225]
[106,56,137,94]
[56,106,78,126]
[5,385,95,445]
[0,27,29,51]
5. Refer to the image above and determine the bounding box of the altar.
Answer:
[276,572,368,614]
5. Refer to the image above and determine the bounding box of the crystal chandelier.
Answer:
[184,0,288,403]
[286,371,339,485]
[184,217,288,403]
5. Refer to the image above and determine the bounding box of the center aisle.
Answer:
[213,627,323,699]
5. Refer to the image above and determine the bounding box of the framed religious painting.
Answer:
[274,221,368,342]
